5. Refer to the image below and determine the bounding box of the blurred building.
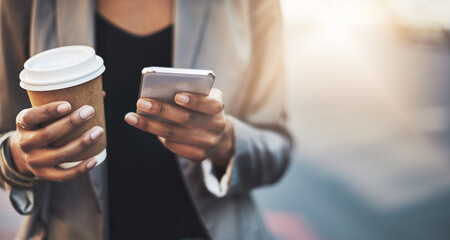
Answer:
[387,0,450,45]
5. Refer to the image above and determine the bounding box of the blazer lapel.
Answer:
[29,0,57,55]
[174,0,211,68]
[56,0,95,47]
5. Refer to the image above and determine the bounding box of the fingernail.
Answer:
[86,159,97,169]
[137,99,152,110]
[57,102,71,113]
[125,113,138,125]
[157,136,165,144]
[90,127,104,141]
[80,106,95,120]
[175,94,189,104]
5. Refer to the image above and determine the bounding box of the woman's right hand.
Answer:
[8,101,104,182]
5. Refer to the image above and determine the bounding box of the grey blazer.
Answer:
[0,0,291,239]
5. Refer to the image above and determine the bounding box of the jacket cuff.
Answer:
[0,131,41,214]
[201,156,235,197]
[200,115,261,197]
[225,116,255,194]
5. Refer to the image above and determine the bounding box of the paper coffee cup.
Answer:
[19,45,107,169]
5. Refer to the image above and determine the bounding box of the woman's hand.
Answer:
[125,88,235,169]
[8,101,104,182]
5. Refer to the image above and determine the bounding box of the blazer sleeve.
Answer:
[201,0,292,197]
[0,0,47,215]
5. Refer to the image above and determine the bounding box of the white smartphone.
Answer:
[137,66,215,116]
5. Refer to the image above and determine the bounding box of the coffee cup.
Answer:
[19,45,107,169]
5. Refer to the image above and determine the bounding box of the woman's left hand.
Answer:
[125,88,234,169]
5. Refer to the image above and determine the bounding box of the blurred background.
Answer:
[255,0,450,239]
[1,0,450,239]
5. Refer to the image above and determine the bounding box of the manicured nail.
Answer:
[175,94,189,104]
[157,136,166,144]
[125,113,138,125]
[90,127,104,141]
[80,106,95,120]
[86,159,97,169]
[57,102,71,113]
[137,99,152,110]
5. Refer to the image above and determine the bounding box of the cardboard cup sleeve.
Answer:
[27,75,107,166]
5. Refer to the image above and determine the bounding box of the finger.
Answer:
[103,91,106,98]
[26,126,104,168]
[137,98,192,125]
[158,137,208,162]
[125,113,219,148]
[174,88,224,115]
[17,101,72,130]
[20,105,96,150]
[32,158,97,183]
[137,98,227,132]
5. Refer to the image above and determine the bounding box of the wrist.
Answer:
[210,117,235,169]
[8,133,34,177]
[0,132,41,188]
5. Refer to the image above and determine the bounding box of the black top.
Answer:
[95,13,206,239]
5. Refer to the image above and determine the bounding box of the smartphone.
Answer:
[137,66,215,116]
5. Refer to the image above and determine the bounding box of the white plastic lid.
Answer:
[19,45,105,91]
